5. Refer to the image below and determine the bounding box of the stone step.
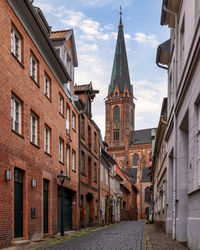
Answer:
[13,240,31,247]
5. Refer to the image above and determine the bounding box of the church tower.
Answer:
[105,9,135,150]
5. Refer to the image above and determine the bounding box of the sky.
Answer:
[34,0,169,138]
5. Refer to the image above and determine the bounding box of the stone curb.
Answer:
[144,223,154,250]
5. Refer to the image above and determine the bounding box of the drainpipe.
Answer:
[163,4,178,240]
[78,113,81,230]
[98,133,101,225]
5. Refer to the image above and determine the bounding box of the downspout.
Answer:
[98,133,101,225]
[163,5,178,240]
[78,113,81,229]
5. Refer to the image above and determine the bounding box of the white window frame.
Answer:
[30,112,38,145]
[66,104,70,134]
[59,138,64,163]
[72,112,76,130]
[44,125,50,154]
[11,26,22,62]
[72,150,75,171]
[11,94,22,134]
[30,53,38,83]
[66,145,70,176]
[59,94,64,115]
[44,73,50,99]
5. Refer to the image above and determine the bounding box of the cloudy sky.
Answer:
[34,0,169,138]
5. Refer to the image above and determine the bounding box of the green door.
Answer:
[86,199,90,226]
[57,187,72,232]
[14,169,23,238]
[43,180,49,234]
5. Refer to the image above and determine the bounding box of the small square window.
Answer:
[30,53,38,83]
[11,25,22,63]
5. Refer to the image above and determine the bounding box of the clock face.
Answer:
[114,122,119,129]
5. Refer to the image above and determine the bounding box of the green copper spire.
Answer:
[109,8,133,95]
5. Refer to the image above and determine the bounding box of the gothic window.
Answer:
[115,92,118,97]
[125,92,127,97]
[113,106,119,122]
[113,130,119,141]
[133,153,139,166]
[145,186,151,203]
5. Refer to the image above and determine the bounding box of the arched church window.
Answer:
[113,130,119,141]
[113,106,119,122]
[145,186,151,203]
[133,153,139,166]
[115,92,118,97]
[125,92,127,97]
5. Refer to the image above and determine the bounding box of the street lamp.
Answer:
[57,170,67,236]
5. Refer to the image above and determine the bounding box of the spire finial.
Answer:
[120,5,122,16]
[119,6,123,27]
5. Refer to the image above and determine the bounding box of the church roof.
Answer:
[109,14,133,95]
[141,167,152,182]
[125,168,137,183]
[130,128,154,145]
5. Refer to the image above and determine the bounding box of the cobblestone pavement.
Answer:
[146,223,187,250]
[44,221,145,250]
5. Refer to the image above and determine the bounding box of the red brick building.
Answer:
[105,12,155,220]
[74,83,100,228]
[0,0,79,247]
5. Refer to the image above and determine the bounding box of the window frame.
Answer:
[30,52,38,83]
[59,138,64,163]
[72,150,76,172]
[59,94,64,115]
[66,104,70,134]
[94,162,97,183]
[72,112,76,131]
[44,72,51,99]
[11,25,22,63]
[11,94,22,135]
[81,151,85,175]
[44,125,51,154]
[30,111,38,146]
[66,144,70,177]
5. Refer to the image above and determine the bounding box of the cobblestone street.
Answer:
[45,221,145,250]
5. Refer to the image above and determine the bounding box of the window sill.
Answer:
[30,76,40,88]
[44,151,52,157]
[59,160,64,165]
[11,53,24,69]
[11,129,24,139]
[44,94,52,103]
[30,141,40,149]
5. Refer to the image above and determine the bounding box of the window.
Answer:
[72,112,76,130]
[100,164,104,182]
[72,150,76,171]
[11,25,22,62]
[115,92,118,97]
[94,163,97,183]
[59,138,64,163]
[55,47,60,57]
[80,115,85,138]
[30,112,38,145]
[66,145,70,176]
[133,153,139,166]
[59,94,64,115]
[30,53,38,83]
[113,106,119,122]
[105,169,108,185]
[94,132,97,152]
[145,186,151,203]
[113,130,119,141]
[125,92,128,97]
[44,125,50,154]
[11,94,22,134]
[88,126,91,148]
[66,104,70,134]
[44,73,50,99]
[81,151,85,175]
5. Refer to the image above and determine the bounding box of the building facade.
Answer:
[74,83,100,228]
[105,11,155,220]
[0,0,79,247]
[152,98,167,232]
[157,0,200,249]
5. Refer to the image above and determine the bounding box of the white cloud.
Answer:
[34,2,54,13]
[134,32,159,47]
[60,10,85,27]
[78,44,98,53]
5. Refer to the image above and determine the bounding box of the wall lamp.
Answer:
[5,169,11,181]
